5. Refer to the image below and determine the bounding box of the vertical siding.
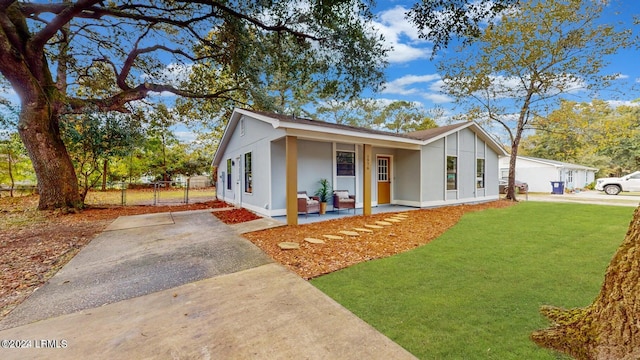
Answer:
[458,129,477,199]
[394,149,421,203]
[484,146,500,196]
[421,139,445,202]
[298,140,333,196]
[270,139,286,212]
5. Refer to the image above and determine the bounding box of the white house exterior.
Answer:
[499,156,598,193]
[213,109,508,225]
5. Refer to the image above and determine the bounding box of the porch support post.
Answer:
[363,144,372,216]
[286,135,298,225]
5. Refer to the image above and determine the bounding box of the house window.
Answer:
[226,159,232,191]
[477,158,485,188]
[378,158,389,181]
[244,152,252,193]
[566,170,573,184]
[447,156,457,190]
[337,151,355,176]
[240,118,245,136]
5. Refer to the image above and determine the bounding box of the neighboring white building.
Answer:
[499,156,598,192]
[213,109,508,225]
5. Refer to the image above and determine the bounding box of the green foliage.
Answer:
[173,0,388,137]
[521,100,640,176]
[315,178,332,202]
[61,111,144,199]
[314,99,438,132]
[312,202,633,359]
[0,132,35,193]
[374,100,438,133]
[408,0,518,55]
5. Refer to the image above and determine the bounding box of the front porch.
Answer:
[274,204,417,225]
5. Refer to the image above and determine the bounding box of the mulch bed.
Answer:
[243,200,515,279]
[212,208,262,224]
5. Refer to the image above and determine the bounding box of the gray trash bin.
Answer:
[550,181,564,195]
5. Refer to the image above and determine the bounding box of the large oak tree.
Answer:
[0,0,386,210]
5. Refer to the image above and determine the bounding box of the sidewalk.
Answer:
[0,210,416,359]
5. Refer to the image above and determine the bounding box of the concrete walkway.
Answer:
[0,210,416,359]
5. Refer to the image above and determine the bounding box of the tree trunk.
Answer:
[102,159,108,191]
[8,147,14,197]
[531,205,640,359]
[18,105,82,210]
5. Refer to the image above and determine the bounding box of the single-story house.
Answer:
[499,156,598,192]
[212,109,508,225]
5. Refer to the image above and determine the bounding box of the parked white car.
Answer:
[595,171,640,195]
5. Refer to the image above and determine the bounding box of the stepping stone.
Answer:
[394,214,409,218]
[384,218,402,222]
[339,230,360,237]
[304,237,325,244]
[323,234,344,240]
[375,221,393,226]
[278,242,300,250]
[353,227,374,233]
[364,224,384,229]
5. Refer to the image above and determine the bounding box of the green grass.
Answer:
[311,202,634,359]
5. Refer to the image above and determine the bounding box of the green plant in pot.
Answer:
[315,178,331,214]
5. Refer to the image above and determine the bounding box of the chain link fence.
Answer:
[84,179,216,206]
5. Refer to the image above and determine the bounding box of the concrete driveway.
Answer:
[0,210,416,359]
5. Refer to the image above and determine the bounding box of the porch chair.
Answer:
[333,190,356,214]
[297,191,320,217]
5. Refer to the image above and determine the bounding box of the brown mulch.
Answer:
[243,200,515,279]
[212,208,262,224]
[0,195,513,321]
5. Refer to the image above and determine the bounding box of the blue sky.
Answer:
[367,0,640,121]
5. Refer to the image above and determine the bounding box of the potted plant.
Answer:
[315,178,331,214]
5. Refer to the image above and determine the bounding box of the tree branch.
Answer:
[31,0,102,49]
[65,84,243,114]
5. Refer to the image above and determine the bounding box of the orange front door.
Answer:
[377,156,390,204]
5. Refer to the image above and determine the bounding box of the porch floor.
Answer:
[273,204,418,225]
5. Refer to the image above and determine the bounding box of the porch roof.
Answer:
[212,108,508,167]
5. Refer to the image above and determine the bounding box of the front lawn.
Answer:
[311,202,634,359]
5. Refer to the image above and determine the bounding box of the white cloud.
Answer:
[423,93,453,104]
[373,6,431,63]
[605,100,640,108]
[381,74,441,95]
[175,130,197,143]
